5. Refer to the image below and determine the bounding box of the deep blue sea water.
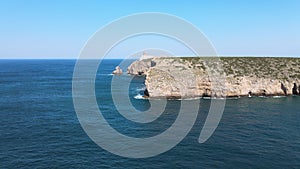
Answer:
[1,59,300,168]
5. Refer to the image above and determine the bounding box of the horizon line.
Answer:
[0,55,300,60]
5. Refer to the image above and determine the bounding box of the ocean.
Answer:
[1,59,300,168]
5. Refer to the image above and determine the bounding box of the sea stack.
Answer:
[112,66,123,75]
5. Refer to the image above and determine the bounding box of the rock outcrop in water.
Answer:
[112,66,123,74]
[127,57,300,98]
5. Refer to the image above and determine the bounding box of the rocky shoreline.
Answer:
[126,57,300,98]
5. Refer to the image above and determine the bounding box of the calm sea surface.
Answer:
[1,60,300,168]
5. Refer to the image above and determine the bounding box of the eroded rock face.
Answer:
[128,57,300,98]
[144,88,149,97]
[281,83,288,95]
[292,83,298,95]
[127,59,152,75]
[112,66,123,74]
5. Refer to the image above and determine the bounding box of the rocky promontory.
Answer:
[127,57,300,98]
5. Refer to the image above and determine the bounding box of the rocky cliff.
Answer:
[127,58,156,75]
[128,57,300,98]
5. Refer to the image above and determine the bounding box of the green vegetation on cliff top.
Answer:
[156,57,300,80]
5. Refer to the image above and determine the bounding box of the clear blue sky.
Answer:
[0,0,299,59]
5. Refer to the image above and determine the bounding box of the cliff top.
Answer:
[152,57,300,80]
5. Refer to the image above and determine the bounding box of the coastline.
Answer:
[126,57,300,98]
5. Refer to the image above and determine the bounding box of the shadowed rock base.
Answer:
[292,83,298,95]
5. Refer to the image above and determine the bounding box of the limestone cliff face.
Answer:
[127,59,152,75]
[128,57,300,98]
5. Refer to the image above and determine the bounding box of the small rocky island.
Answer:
[112,66,123,75]
[127,57,300,98]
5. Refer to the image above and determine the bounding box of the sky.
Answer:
[0,0,299,59]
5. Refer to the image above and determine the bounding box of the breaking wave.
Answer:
[136,87,146,92]
[134,94,145,100]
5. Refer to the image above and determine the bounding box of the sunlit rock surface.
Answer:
[112,66,123,74]
[128,57,300,98]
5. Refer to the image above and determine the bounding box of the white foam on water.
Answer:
[136,87,146,92]
[179,97,202,101]
[97,73,114,76]
[134,94,145,100]
[202,97,237,100]
[258,96,267,98]
[272,96,286,98]
[167,97,202,101]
